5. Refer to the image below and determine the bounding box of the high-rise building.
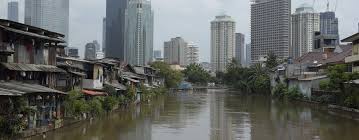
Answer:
[235,33,245,65]
[187,43,199,64]
[25,0,69,43]
[251,0,291,63]
[246,44,252,67]
[67,47,79,58]
[102,17,106,53]
[93,40,101,52]
[0,0,6,19]
[106,0,128,60]
[320,11,339,44]
[211,14,236,72]
[291,4,320,59]
[164,37,188,66]
[125,0,154,66]
[85,42,97,60]
[153,50,162,59]
[8,1,19,22]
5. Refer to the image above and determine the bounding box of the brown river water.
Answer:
[28,89,359,140]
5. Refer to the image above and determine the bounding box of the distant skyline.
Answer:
[0,0,358,62]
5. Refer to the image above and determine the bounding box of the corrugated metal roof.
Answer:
[68,71,86,77]
[0,81,66,96]
[134,67,145,75]
[105,80,127,91]
[1,63,66,73]
[0,25,65,43]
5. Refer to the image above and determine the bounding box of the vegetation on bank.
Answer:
[316,64,359,108]
[182,64,212,85]
[221,53,278,93]
[151,61,183,88]
[0,97,35,137]
[272,64,359,109]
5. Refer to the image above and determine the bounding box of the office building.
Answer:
[85,41,97,60]
[187,43,199,64]
[8,1,19,22]
[67,47,79,58]
[235,33,245,65]
[211,14,236,72]
[106,0,128,60]
[25,0,69,43]
[153,50,162,59]
[164,37,188,66]
[125,0,154,66]
[320,11,339,44]
[251,0,291,63]
[291,4,320,59]
[246,44,252,67]
[102,17,106,53]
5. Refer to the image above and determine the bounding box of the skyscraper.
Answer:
[106,0,128,60]
[25,0,69,43]
[164,37,188,66]
[320,11,339,44]
[291,4,320,59]
[211,14,236,72]
[67,47,79,58]
[235,33,245,65]
[102,17,106,53]
[153,50,162,59]
[187,43,199,64]
[125,0,154,66]
[85,42,97,60]
[8,1,19,22]
[246,44,252,67]
[251,0,291,63]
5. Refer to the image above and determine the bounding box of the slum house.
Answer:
[134,66,162,87]
[0,19,68,134]
[121,64,144,102]
[81,60,107,97]
[56,56,87,91]
[285,45,352,98]
[97,58,127,95]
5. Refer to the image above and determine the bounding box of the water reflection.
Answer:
[29,90,359,140]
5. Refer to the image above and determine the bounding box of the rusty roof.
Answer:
[294,45,352,66]
[1,63,66,73]
[0,81,66,96]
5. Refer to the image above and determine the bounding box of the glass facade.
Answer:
[125,0,154,66]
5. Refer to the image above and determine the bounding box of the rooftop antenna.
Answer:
[334,0,338,12]
[326,0,330,11]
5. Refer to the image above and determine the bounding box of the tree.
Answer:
[183,64,211,85]
[151,61,183,88]
[265,52,279,69]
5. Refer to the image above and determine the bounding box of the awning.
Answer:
[1,63,66,73]
[0,25,65,43]
[0,81,66,96]
[105,81,127,91]
[82,90,108,96]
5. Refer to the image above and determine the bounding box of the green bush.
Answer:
[272,83,287,99]
[102,96,118,112]
[319,80,330,90]
[344,95,357,108]
[88,97,104,116]
[287,86,303,100]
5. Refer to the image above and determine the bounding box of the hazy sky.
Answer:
[1,0,358,62]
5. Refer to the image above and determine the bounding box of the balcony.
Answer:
[0,42,15,55]
[345,55,359,63]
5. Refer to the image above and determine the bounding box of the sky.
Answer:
[0,0,359,62]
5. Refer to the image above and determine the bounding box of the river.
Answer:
[29,89,359,140]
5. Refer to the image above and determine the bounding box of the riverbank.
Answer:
[14,87,167,139]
